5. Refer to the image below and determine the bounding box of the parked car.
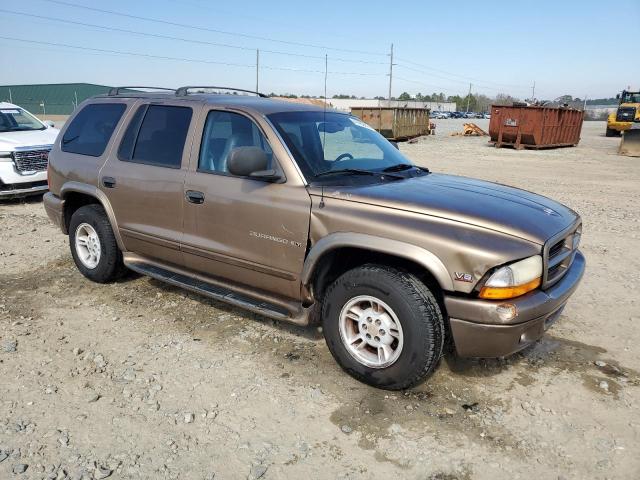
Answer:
[44,86,585,390]
[0,102,59,198]
[450,111,464,119]
[464,111,476,119]
[483,112,491,119]
[432,111,447,119]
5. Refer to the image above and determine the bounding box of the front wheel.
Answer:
[322,264,444,390]
[605,127,618,137]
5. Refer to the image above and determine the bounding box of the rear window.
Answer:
[118,105,192,168]
[61,103,126,157]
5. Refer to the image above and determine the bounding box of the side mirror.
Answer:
[616,94,620,100]
[43,120,55,128]
[389,140,399,150]
[227,147,282,181]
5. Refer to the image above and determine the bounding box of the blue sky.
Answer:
[1,0,639,100]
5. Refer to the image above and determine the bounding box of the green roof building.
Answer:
[0,83,114,115]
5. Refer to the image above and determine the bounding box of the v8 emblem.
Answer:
[454,272,473,283]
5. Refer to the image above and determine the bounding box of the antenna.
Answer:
[322,54,328,149]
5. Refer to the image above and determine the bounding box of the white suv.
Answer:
[0,102,59,198]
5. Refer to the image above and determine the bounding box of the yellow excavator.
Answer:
[607,90,640,156]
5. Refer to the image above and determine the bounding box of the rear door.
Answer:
[100,100,198,266]
[181,108,311,300]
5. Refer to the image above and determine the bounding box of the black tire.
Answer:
[322,264,444,390]
[69,204,126,283]
[605,127,618,137]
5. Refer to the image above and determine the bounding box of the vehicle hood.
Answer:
[0,128,59,150]
[318,173,579,245]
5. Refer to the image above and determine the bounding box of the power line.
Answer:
[395,56,530,91]
[1,8,387,66]
[37,0,387,56]
[0,36,384,76]
[395,63,517,93]
[393,76,457,94]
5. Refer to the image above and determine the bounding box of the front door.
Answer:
[100,100,197,266]
[182,109,311,300]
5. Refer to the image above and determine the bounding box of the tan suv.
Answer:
[44,86,585,390]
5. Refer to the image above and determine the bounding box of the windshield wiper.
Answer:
[315,168,403,179]
[315,168,376,178]
[382,163,414,172]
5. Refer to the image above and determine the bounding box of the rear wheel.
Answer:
[69,204,126,283]
[322,264,444,390]
[605,127,618,137]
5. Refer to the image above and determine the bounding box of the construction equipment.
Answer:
[619,124,640,157]
[489,104,583,149]
[451,123,488,136]
[606,90,640,137]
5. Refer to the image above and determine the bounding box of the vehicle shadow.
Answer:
[0,193,45,204]
[146,276,323,342]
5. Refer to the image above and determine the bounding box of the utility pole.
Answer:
[466,83,472,112]
[583,94,587,110]
[531,81,536,101]
[74,91,78,109]
[8,88,12,103]
[387,43,394,106]
[255,49,260,93]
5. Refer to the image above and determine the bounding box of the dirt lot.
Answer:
[1,120,639,480]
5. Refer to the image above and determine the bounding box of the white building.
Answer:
[324,98,457,112]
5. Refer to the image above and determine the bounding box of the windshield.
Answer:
[267,111,415,180]
[0,107,46,132]
[621,92,640,103]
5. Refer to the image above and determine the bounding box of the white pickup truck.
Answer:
[0,102,60,198]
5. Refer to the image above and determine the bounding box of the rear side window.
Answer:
[118,105,192,168]
[62,103,126,157]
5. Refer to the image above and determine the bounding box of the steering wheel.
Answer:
[335,153,354,162]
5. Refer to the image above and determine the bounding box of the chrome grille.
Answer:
[543,222,581,288]
[12,148,51,174]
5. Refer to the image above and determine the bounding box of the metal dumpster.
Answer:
[489,105,584,149]
[350,107,430,141]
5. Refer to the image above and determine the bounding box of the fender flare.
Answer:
[301,232,454,291]
[60,181,126,251]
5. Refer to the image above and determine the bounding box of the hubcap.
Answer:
[338,295,404,368]
[74,223,101,269]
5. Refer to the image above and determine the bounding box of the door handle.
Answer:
[102,176,116,188]
[186,190,205,204]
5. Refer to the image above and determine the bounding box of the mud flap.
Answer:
[619,127,640,157]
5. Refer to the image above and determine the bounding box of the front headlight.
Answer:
[479,255,542,299]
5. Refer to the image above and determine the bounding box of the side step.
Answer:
[124,258,310,325]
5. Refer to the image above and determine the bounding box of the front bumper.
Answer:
[608,120,633,132]
[43,192,67,233]
[0,162,48,198]
[445,250,585,357]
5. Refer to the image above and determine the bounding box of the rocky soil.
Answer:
[1,120,639,479]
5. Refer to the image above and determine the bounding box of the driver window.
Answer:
[317,123,384,162]
[198,111,273,174]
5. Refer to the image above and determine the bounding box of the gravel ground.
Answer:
[1,120,639,480]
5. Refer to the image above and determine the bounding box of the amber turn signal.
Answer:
[479,277,541,300]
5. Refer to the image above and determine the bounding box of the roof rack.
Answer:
[107,86,176,96]
[175,86,267,98]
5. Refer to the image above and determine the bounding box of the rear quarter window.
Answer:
[61,103,126,157]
